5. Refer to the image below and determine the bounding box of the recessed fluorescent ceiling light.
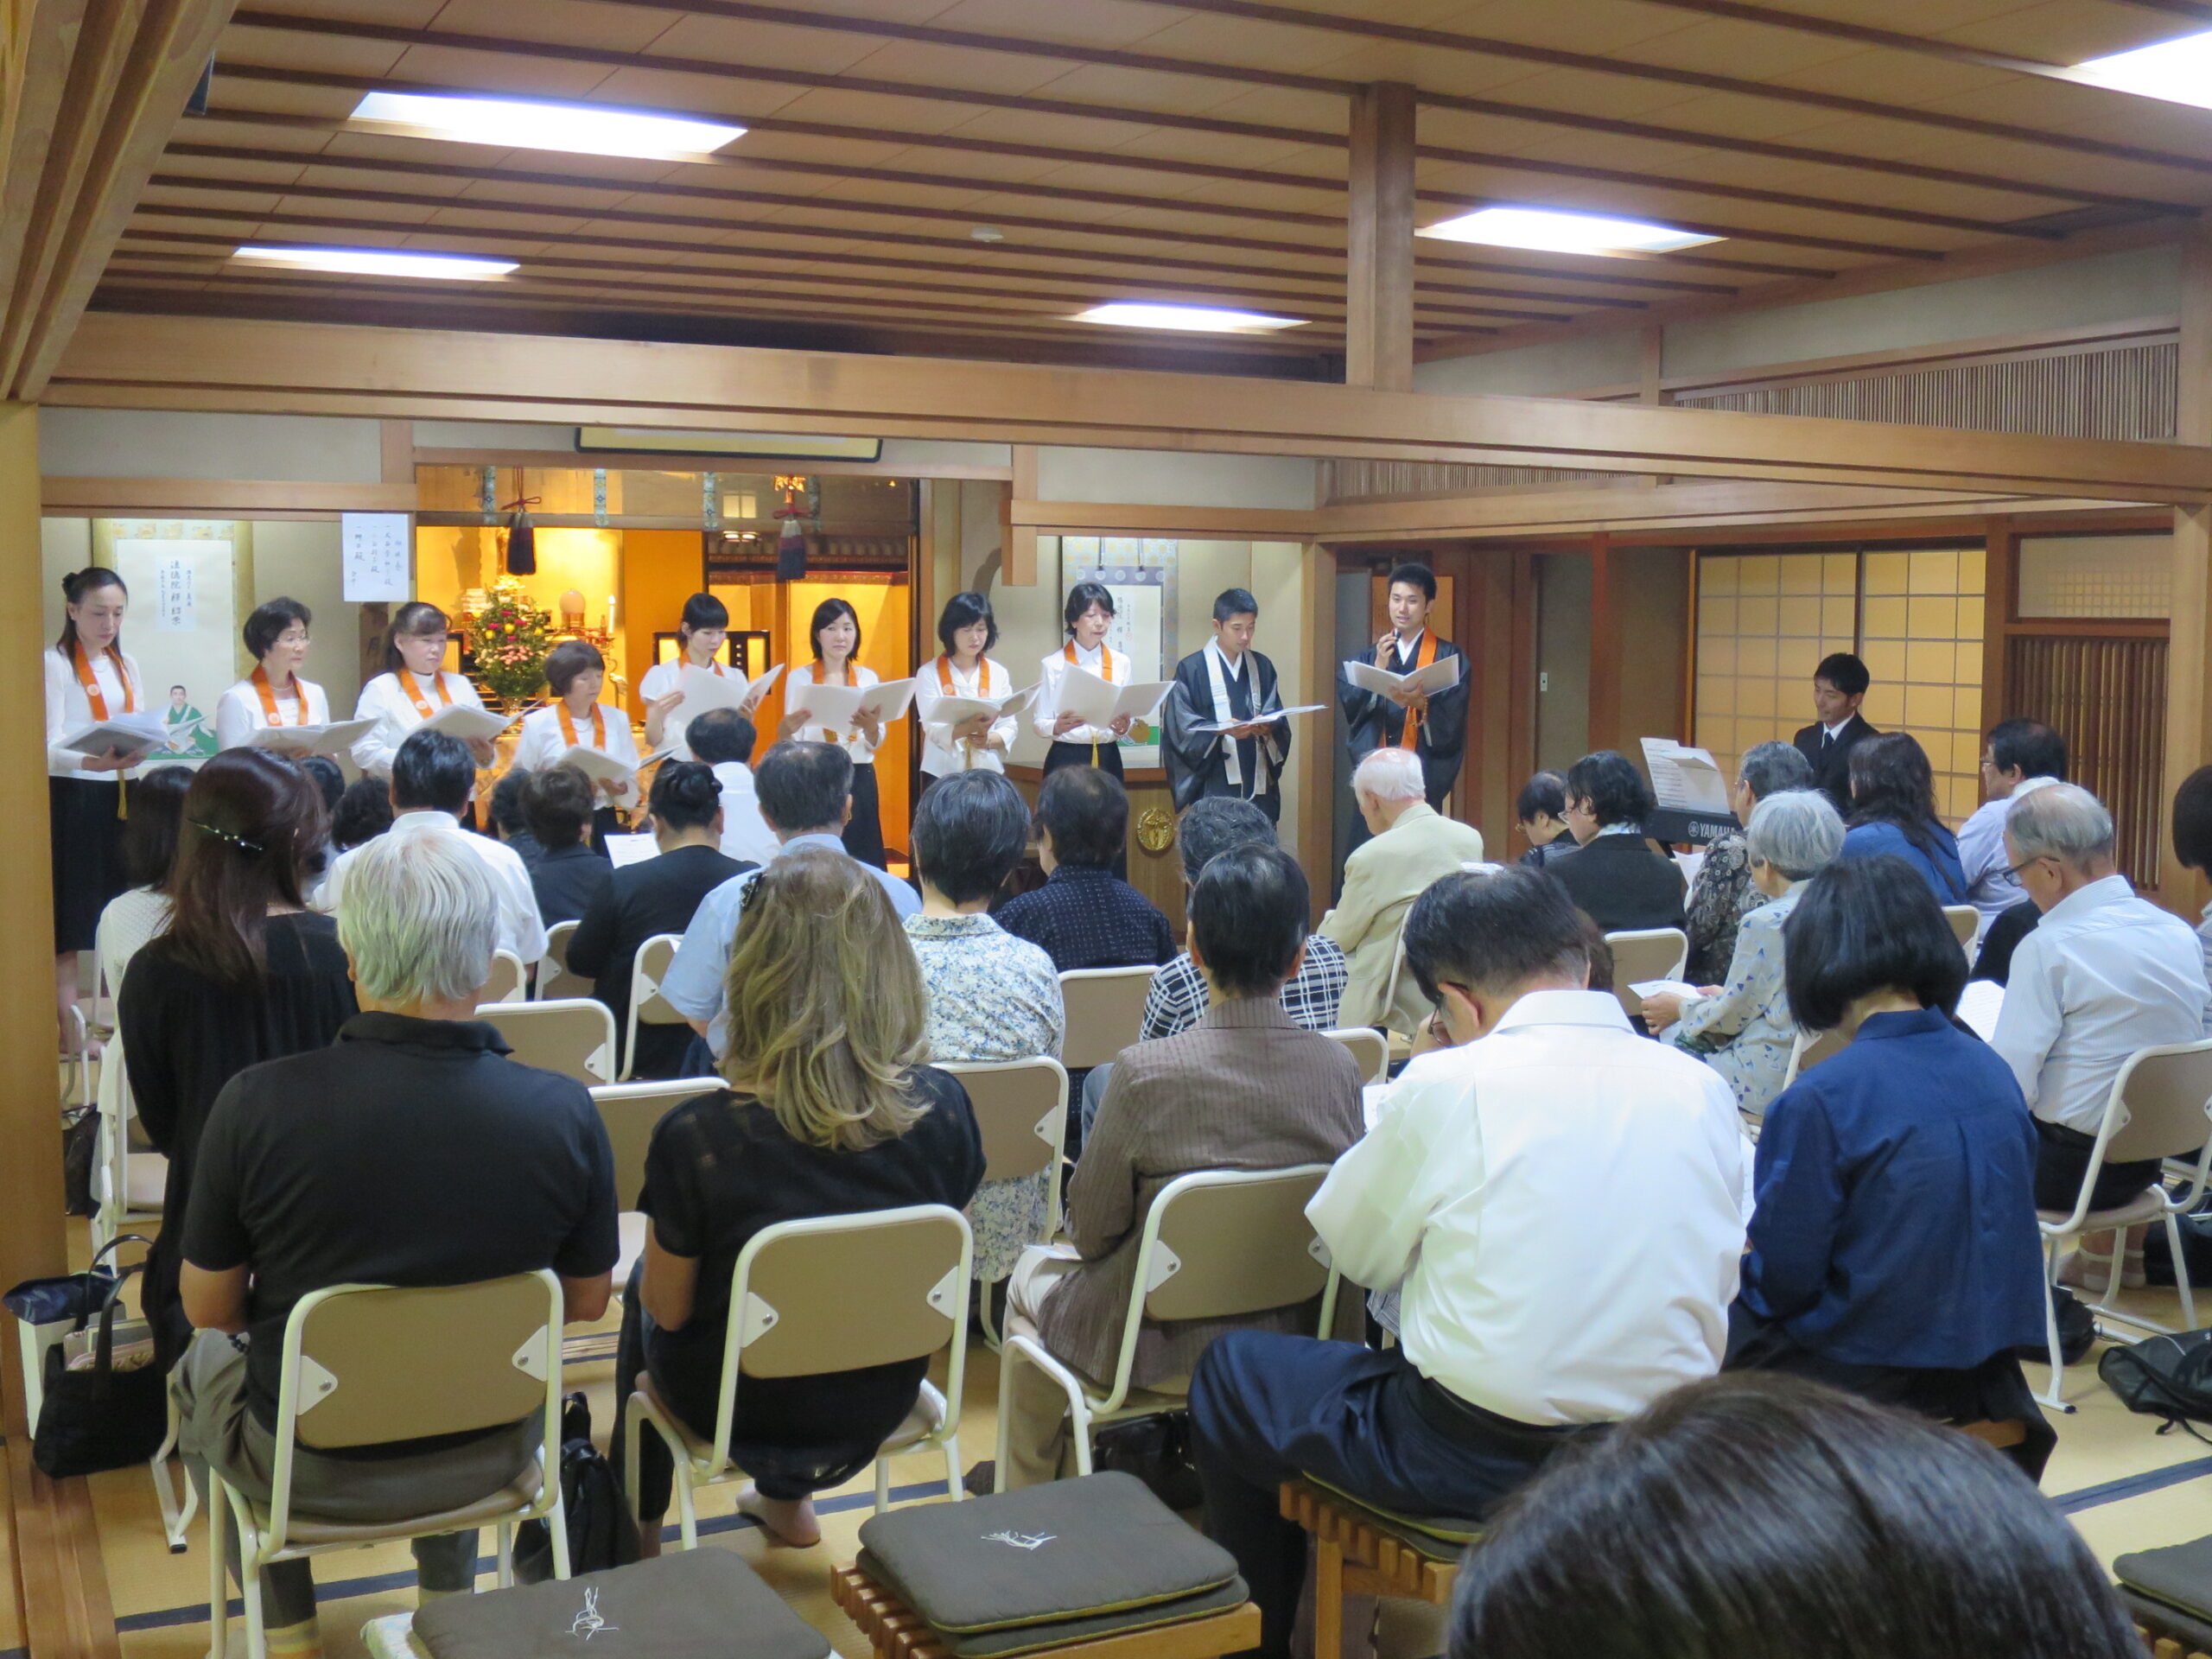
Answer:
[2071,30,2212,109]
[1417,206,1719,255]
[232,245,518,281]
[1076,302,1304,333]
[351,91,746,161]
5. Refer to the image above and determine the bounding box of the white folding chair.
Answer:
[936,1058,1071,1344]
[1058,966,1157,1071]
[537,920,593,1001]
[589,1077,721,1287]
[1604,928,1690,1024]
[482,949,529,1006]
[2034,1039,2212,1410]
[625,1205,972,1545]
[996,1166,1340,1489]
[207,1272,570,1659]
[475,999,618,1084]
[1321,1027,1389,1086]
[622,934,690,1083]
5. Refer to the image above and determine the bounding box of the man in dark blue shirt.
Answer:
[996,765,1175,972]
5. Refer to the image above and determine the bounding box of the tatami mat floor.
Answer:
[55,1217,2212,1659]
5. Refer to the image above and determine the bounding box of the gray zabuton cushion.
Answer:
[411,1548,829,1659]
[857,1554,1248,1659]
[855,1471,1236,1634]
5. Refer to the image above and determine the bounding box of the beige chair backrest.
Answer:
[483,949,528,1006]
[2106,1042,2212,1163]
[289,1274,552,1451]
[731,1206,969,1379]
[1321,1027,1389,1086]
[937,1058,1068,1186]
[632,934,687,1027]
[478,998,618,1084]
[1142,1166,1332,1324]
[1783,1026,1849,1088]
[1605,928,1688,1021]
[1059,966,1156,1070]
[1942,906,1980,950]
[591,1078,718,1211]
[538,920,593,1001]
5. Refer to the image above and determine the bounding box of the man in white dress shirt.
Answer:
[1993,784,2209,1239]
[684,708,779,868]
[1957,719,2066,924]
[317,730,546,966]
[1188,865,1748,1659]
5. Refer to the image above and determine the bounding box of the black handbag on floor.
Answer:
[2101,1329,2212,1439]
[514,1392,640,1580]
[61,1105,98,1217]
[3,1235,168,1478]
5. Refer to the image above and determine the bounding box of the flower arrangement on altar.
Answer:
[470,576,553,709]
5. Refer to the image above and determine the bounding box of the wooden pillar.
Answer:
[1465,548,1517,858]
[2167,232,2212,916]
[1003,447,1039,587]
[1344,82,1416,393]
[1299,542,1336,923]
[1587,533,1621,756]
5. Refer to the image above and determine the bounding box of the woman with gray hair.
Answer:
[1684,740,1816,983]
[1643,789,1845,1118]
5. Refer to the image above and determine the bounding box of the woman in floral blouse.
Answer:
[904,772,1066,1289]
[1684,741,1816,983]
[1644,790,1843,1120]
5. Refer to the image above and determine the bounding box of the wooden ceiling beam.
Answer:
[48,312,2212,501]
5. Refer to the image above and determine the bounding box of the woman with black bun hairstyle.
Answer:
[47,566,149,1050]
[639,591,767,759]
[1030,580,1147,781]
[566,760,753,1079]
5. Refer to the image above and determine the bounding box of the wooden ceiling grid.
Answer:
[91,0,2212,369]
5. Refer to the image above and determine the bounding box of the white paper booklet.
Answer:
[919,683,1039,728]
[1056,665,1174,728]
[1631,978,1703,1004]
[677,660,780,716]
[419,704,515,744]
[1957,979,2006,1045]
[1342,655,1461,699]
[248,716,378,757]
[1185,702,1328,735]
[789,676,919,729]
[1641,737,1733,815]
[60,713,169,760]
[556,745,637,789]
[603,832,660,870]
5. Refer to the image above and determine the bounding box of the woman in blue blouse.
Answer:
[1834,733,1967,903]
[1726,855,2052,1474]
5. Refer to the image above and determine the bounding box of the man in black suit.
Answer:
[1336,562,1469,812]
[1792,652,1878,816]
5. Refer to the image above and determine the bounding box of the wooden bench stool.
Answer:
[1279,1478,1475,1659]
[832,1563,1262,1659]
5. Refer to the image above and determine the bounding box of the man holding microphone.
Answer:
[1337,563,1470,823]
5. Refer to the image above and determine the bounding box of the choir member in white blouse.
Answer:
[919,591,1017,783]
[213,598,329,755]
[46,566,150,1050]
[349,601,495,779]
[1032,580,1147,782]
[512,639,641,849]
[639,591,767,758]
[775,595,889,868]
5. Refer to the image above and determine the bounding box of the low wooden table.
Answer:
[831,1564,1262,1659]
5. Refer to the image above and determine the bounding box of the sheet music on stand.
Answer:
[1640,737,1740,847]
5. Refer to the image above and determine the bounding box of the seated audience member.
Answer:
[686,706,779,868]
[1959,719,2067,921]
[172,830,618,1655]
[1515,770,1577,869]
[124,751,359,1367]
[1973,899,2042,987]
[319,730,546,964]
[1189,867,1746,1659]
[1793,650,1880,817]
[300,754,345,819]
[904,771,1065,1293]
[615,849,983,1549]
[521,763,613,927]
[995,766,1176,972]
[566,760,751,1080]
[1645,791,1843,1120]
[1726,857,2050,1471]
[330,776,394,853]
[1994,783,2209,1288]
[1548,749,1688,932]
[1682,741,1815,984]
[2174,764,2212,986]
[94,762,192,985]
[1446,1375,2143,1659]
[486,766,543,868]
[1321,747,1486,1033]
[1836,733,1966,904]
[1001,846,1363,1491]
[663,741,919,1060]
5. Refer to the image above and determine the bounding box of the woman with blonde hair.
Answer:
[613,847,984,1550]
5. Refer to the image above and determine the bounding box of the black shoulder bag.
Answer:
[3,1234,169,1478]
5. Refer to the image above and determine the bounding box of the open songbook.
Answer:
[1057,665,1173,728]
[419,704,516,744]
[557,745,637,794]
[788,677,918,730]
[1640,737,1733,816]
[676,661,780,716]
[59,713,169,760]
[248,716,378,757]
[1341,656,1461,698]
[919,682,1039,729]
[1184,702,1327,736]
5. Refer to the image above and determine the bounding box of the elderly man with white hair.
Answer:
[1993,782,2209,1289]
[1320,746,1487,1033]
[170,831,619,1656]
[1643,789,1846,1120]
